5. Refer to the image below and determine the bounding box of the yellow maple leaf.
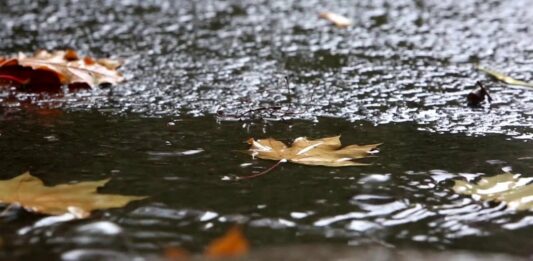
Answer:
[0,172,146,218]
[247,136,380,167]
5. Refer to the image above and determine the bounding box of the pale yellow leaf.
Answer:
[476,65,533,88]
[0,172,146,218]
[247,136,380,167]
[319,12,352,28]
[453,173,533,211]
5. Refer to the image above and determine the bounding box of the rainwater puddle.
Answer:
[1,112,533,259]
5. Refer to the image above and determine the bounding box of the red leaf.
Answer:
[0,66,62,92]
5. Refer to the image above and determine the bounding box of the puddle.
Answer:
[1,112,533,259]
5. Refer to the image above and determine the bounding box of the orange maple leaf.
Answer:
[0,49,124,92]
[205,226,249,258]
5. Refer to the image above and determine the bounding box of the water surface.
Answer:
[1,111,533,260]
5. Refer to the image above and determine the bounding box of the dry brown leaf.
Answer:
[205,226,249,258]
[453,173,533,211]
[247,136,380,167]
[0,172,146,218]
[319,12,352,28]
[0,49,124,92]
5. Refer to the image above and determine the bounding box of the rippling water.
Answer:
[1,0,533,260]
[1,112,533,260]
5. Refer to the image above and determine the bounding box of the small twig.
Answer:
[236,159,286,180]
[476,81,492,102]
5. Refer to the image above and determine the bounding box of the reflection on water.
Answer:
[1,112,533,259]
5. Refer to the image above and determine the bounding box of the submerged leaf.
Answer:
[476,65,533,88]
[247,136,380,167]
[453,173,533,211]
[0,50,124,92]
[205,226,249,258]
[0,172,146,218]
[163,225,248,260]
[319,12,352,28]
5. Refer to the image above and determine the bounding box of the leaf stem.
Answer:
[236,159,286,180]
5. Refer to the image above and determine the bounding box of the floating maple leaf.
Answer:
[476,65,533,88]
[453,173,533,211]
[0,172,146,218]
[247,136,380,167]
[0,50,124,92]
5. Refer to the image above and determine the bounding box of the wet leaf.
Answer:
[0,172,146,218]
[319,12,352,28]
[247,136,380,167]
[476,65,533,88]
[0,50,124,92]
[453,173,533,211]
[205,226,249,258]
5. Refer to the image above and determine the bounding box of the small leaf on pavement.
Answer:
[0,50,124,92]
[319,12,352,28]
[476,65,533,88]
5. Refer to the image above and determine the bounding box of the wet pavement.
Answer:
[1,0,533,137]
